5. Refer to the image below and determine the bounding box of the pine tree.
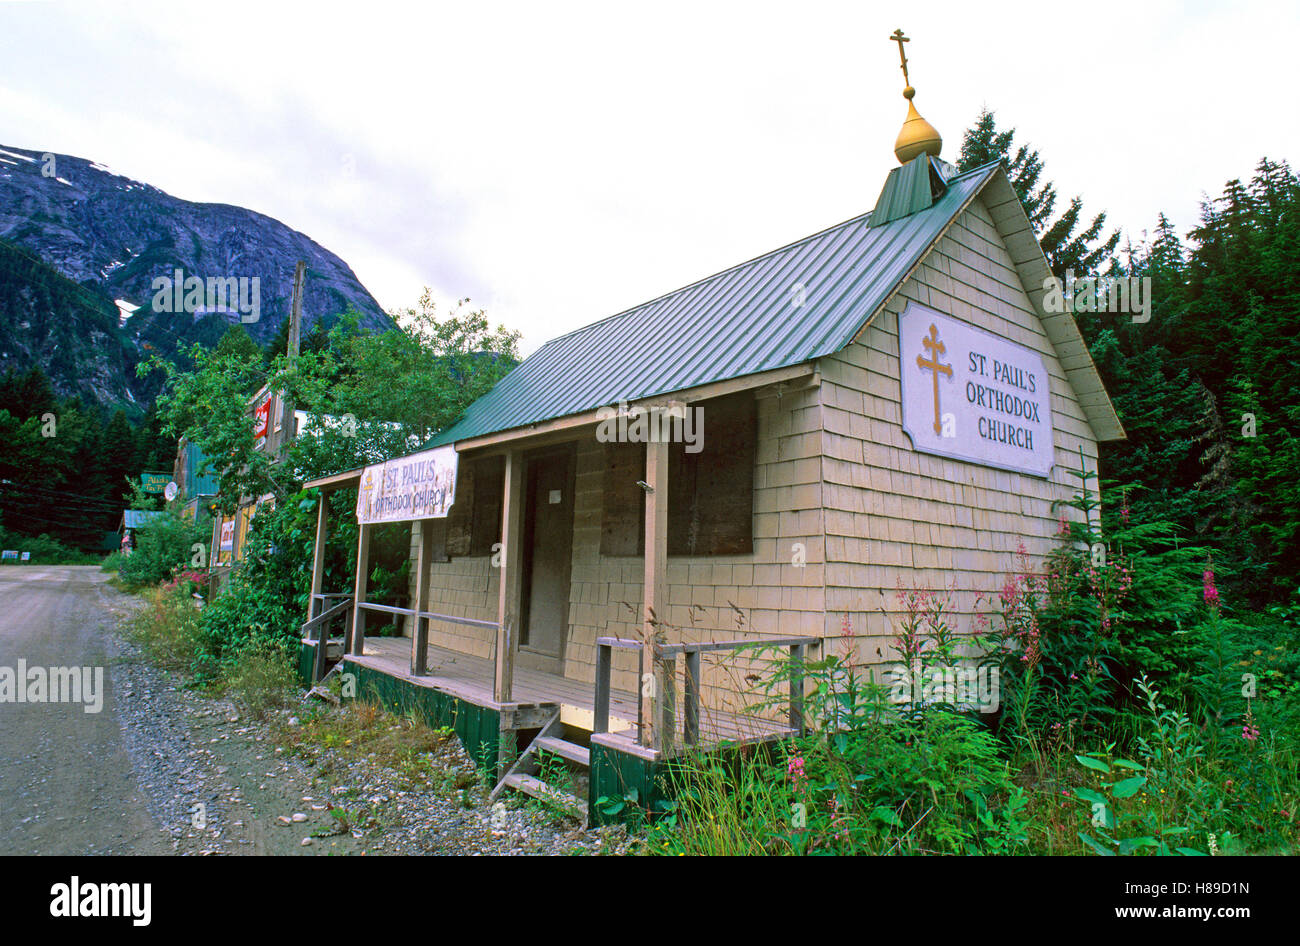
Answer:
[957,108,1120,278]
[101,409,138,505]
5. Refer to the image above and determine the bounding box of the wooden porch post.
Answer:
[308,488,329,621]
[410,518,433,675]
[643,436,669,750]
[350,523,371,656]
[494,450,525,703]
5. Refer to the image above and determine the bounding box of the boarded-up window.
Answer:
[599,392,756,557]
[601,440,646,556]
[446,455,504,556]
[669,392,755,555]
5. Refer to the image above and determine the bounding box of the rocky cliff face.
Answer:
[0,143,392,409]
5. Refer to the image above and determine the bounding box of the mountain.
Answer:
[0,143,392,409]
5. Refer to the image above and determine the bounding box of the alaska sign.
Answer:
[898,302,1054,478]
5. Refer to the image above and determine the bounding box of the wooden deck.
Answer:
[347,636,797,753]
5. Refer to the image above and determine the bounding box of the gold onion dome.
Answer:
[888,29,942,163]
[894,86,942,163]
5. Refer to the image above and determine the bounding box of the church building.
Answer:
[299,34,1124,821]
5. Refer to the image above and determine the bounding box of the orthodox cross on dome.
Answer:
[916,322,952,435]
[890,28,911,87]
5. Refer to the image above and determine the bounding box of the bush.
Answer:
[650,606,1017,855]
[118,512,205,589]
[0,527,99,565]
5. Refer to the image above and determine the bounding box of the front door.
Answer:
[518,445,575,674]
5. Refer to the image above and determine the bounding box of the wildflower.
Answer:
[1242,704,1260,742]
[786,751,806,793]
[1203,562,1220,612]
[1120,489,1130,525]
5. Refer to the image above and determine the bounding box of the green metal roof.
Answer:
[868,155,954,228]
[122,509,165,530]
[431,160,1003,447]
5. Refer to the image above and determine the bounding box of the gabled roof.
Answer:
[432,159,1123,447]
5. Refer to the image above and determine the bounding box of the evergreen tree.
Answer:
[216,323,263,362]
[101,408,138,505]
[957,108,1120,278]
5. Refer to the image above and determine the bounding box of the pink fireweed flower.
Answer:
[1242,704,1259,742]
[787,751,806,793]
[1203,563,1220,612]
[838,613,856,669]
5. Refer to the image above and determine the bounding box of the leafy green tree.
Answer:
[141,292,520,667]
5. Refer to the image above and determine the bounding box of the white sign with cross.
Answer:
[898,301,1055,478]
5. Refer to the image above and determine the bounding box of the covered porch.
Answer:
[301,367,818,753]
[297,369,820,820]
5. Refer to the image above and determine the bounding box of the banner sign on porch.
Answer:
[140,472,171,494]
[356,444,458,525]
[898,301,1054,478]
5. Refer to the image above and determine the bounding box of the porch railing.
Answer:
[302,596,354,683]
[593,634,811,752]
[354,601,499,675]
[304,593,501,682]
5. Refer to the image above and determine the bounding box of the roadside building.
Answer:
[296,56,1125,820]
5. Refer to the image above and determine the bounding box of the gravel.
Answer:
[109,608,634,856]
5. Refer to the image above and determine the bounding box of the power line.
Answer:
[0,480,130,510]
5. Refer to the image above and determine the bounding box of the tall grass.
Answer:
[127,583,205,669]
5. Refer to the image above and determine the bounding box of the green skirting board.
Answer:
[340,659,501,770]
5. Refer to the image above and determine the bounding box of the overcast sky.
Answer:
[3,0,1296,355]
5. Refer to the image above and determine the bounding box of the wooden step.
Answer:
[532,736,590,767]
[503,773,586,821]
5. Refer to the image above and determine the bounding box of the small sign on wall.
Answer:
[898,301,1055,478]
[219,519,235,552]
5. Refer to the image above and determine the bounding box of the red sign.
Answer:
[253,394,272,441]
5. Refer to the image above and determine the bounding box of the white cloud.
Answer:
[2,0,1295,356]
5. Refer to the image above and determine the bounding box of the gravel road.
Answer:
[0,566,630,856]
[0,565,171,854]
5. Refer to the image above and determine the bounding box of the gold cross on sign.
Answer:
[890,28,910,86]
[916,322,952,434]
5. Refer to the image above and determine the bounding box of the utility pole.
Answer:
[282,260,306,452]
[288,260,305,365]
